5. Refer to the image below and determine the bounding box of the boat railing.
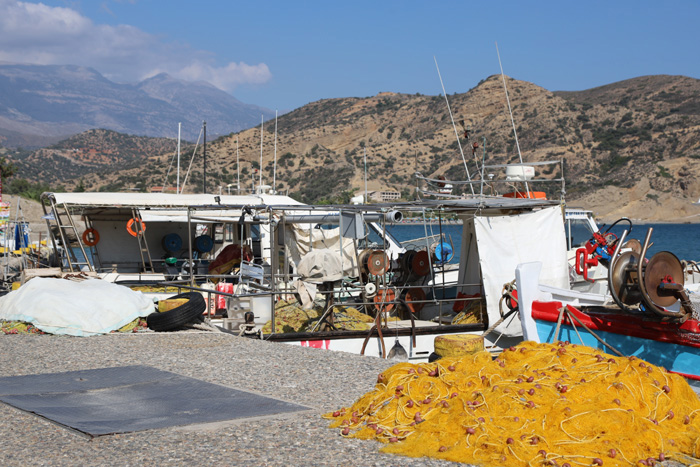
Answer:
[416,159,565,200]
[164,275,484,334]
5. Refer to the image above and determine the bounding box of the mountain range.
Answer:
[0,64,275,147]
[1,68,700,223]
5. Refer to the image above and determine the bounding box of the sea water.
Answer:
[387,222,700,265]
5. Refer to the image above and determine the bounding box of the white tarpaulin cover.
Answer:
[294,249,346,309]
[474,206,569,336]
[285,225,358,277]
[0,278,155,336]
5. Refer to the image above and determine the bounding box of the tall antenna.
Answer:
[236,137,240,194]
[496,42,530,197]
[259,115,263,190]
[273,110,278,193]
[434,56,475,195]
[177,122,181,193]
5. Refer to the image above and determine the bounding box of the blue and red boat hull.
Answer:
[530,300,700,381]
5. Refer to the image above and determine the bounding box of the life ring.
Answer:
[126,218,146,237]
[82,228,100,246]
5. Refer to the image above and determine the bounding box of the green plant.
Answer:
[657,165,672,178]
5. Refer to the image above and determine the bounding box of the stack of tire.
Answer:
[146,292,206,332]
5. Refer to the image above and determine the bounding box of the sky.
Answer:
[1,0,698,112]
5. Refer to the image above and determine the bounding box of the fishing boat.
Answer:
[516,223,700,380]
[31,156,572,361]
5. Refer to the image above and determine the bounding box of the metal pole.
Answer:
[273,110,278,193]
[187,208,194,287]
[203,121,207,194]
[259,115,264,191]
[236,138,241,194]
[177,122,181,194]
[363,148,368,204]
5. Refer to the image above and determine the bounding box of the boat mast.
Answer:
[434,56,475,196]
[259,115,264,191]
[236,137,240,194]
[496,42,530,197]
[177,122,181,194]
[363,148,368,204]
[273,110,278,193]
[203,121,207,194]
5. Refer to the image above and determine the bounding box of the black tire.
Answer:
[147,292,206,332]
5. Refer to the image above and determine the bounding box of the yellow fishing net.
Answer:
[263,300,374,333]
[1,321,44,334]
[324,341,700,466]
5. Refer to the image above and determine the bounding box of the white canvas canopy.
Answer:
[46,192,303,208]
[471,206,569,336]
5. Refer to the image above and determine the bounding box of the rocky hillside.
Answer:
[0,64,275,147]
[4,129,189,190]
[4,74,700,222]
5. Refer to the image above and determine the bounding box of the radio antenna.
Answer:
[496,42,530,197]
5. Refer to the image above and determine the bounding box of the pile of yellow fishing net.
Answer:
[263,300,374,333]
[325,341,700,466]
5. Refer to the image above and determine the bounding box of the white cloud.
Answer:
[177,61,271,89]
[0,0,271,92]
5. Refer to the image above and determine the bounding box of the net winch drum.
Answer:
[374,287,397,313]
[360,249,390,276]
[162,233,183,253]
[607,227,693,320]
[430,241,454,263]
[403,287,426,314]
[194,235,214,253]
[411,250,432,277]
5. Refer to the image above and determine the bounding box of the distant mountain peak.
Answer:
[0,63,275,146]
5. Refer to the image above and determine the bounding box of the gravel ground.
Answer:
[0,331,464,467]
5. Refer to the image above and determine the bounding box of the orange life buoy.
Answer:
[82,228,100,246]
[126,218,146,237]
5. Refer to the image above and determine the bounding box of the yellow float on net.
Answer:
[324,341,700,467]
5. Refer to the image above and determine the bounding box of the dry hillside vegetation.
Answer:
[6,74,700,222]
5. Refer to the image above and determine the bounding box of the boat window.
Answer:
[224,224,236,242]
[213,224,224,243]
[567,218,596,249]
[250,224,261,240]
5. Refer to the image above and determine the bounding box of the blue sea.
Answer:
[387,222,700,265]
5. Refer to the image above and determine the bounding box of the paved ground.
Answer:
[0,331,462,467]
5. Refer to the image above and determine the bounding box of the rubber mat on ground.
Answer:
[0,365,310,437]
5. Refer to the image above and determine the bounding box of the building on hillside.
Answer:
[359,190,401,203]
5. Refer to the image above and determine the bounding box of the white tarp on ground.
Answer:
[474,206,569,336]
[0,278,155,336]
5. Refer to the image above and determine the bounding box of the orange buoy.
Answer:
[82,228,100,246]
[126,218,146,237]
